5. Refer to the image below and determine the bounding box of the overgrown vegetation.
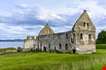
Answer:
[0,48,105,70]
[0,44,105,70]
[0,47,16,54]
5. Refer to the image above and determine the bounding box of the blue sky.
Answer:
[0,0,106,39]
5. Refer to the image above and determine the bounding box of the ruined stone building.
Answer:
[24,10,96,54]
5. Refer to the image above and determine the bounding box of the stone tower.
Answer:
[72,10,96,53]
[39,24,54,35]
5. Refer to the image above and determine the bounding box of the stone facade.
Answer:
[24,10,96,54]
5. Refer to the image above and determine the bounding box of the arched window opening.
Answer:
[43,46,46,52]
[83,22,89,28]
[80,33,83,39]
[59,43,62,49]
[89,34,91,40]
[87,23,89,28]
[48,43,50,49]
[54,47,56,51]
[65,44,68,50]
[71,38,73,43]
[71,38,74,43]
[73,33,75,38]
[87,23,89,27]
[83,22,86,27]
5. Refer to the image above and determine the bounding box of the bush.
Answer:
[30,48,36,52]
[17,47,23,52]
[96,30,106,44]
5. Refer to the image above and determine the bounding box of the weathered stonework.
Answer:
[24,10,96,54]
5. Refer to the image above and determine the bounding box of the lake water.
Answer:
[0,41,24,48]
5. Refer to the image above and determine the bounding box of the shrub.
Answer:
[17,47,23,52]
[30,48,36,52]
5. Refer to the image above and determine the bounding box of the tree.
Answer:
[96,30,106,44]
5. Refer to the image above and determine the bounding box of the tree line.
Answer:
[96,30,106,44]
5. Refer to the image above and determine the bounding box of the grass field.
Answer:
[0,44,106,70]
[96,44,106,49]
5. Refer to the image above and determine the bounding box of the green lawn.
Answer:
[0,45,106,70]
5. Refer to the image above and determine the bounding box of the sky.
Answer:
[0,0,106,39]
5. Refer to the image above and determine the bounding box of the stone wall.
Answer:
[38,31,74,52]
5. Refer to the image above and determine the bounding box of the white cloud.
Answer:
[36,7,66,21]
[76,0,106,19]
[0,0,106,39]
[0,23,26,34]
[0,11,13,17]
[32,0,106,26]
[0,22,45,39]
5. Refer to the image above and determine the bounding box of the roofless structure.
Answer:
[24,10,96,54]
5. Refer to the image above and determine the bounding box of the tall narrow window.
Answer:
[73,33,75,38]
[72,33,75,43]
[80,33,83,39]
[71,38,73,43]
[48,43,50,49]
[87,23,89,28]
[59,43,62,49]
[65,44,68,50]
[54,47,56,51]
[87,23,89,26]
[89,34,91,40]
[83,22,86,27]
